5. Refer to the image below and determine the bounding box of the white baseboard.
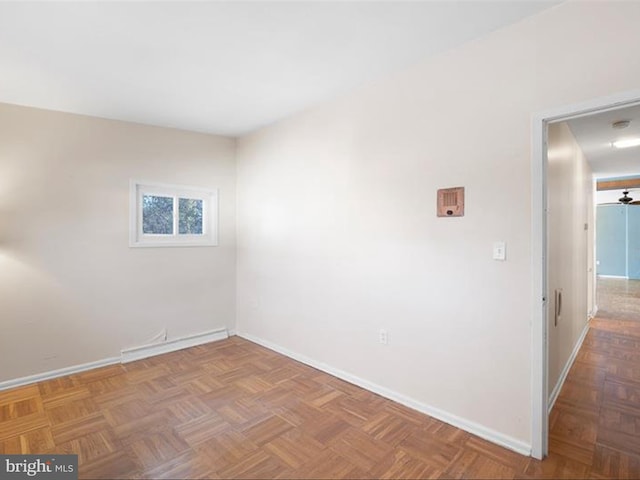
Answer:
[0,356,120,392]
[548,321,590,412]
[0,328,231,391]
[597,275,628,279]
[121,327,228,363]
[237,331,531,457]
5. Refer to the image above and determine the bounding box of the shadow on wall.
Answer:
[0,248,115,383]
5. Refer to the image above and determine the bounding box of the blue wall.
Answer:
[628,206,640,279]
[596,204,640,278]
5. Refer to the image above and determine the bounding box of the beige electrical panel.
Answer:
[437,187,464,217]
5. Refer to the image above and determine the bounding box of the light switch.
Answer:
[493,241,506,261]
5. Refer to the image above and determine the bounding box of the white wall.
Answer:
[0,103,236,382]
[547,122,593,397]
[236,1,640,449]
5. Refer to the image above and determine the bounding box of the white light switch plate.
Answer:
[493,241,506,261]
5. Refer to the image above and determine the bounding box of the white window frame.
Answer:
[129,180,218,248]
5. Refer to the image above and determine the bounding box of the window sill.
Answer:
[129,241,218,248]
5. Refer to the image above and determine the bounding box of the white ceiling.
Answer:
[567,104,640,179]
[0,1,558,136]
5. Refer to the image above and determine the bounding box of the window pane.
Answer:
[179,198,203,235]
[142,195,174,234]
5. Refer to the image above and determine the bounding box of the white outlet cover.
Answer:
[493,241,506,261]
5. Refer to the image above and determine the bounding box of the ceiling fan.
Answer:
[601,189,640,205]
[619,190,635,204]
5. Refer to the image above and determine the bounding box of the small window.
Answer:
[130,181,218,247]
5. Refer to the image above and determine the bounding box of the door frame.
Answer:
[531,89,640,459]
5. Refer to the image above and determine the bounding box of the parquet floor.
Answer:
[549,277,640,479]
[1,282,640,479]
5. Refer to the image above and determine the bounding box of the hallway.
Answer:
[546,277,640,478]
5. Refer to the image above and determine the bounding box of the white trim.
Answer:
[0,328,231,391]
[532,90,640,124]
[531,89,640,460]
[597,275,628,279]
[0,356,121,392]
[548,321,590,412]
[237,331,531,456]
[531,112,548,460]
[121,328,228,363]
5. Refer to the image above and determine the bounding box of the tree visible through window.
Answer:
[179,198,203,234]
[141,196,204,236]
[143,195,174,234]
[130,181,218,247]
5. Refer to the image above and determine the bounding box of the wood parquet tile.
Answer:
[3,280,640,478]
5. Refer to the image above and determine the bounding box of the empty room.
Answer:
[2,1,640,479]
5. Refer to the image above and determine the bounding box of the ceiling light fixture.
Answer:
[612,120,631,129]
[612,138,640,149]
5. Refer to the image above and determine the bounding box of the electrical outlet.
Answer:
[379,329,388,345]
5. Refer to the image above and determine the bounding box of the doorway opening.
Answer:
[532,91,640,460]
[594,170,640,321]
